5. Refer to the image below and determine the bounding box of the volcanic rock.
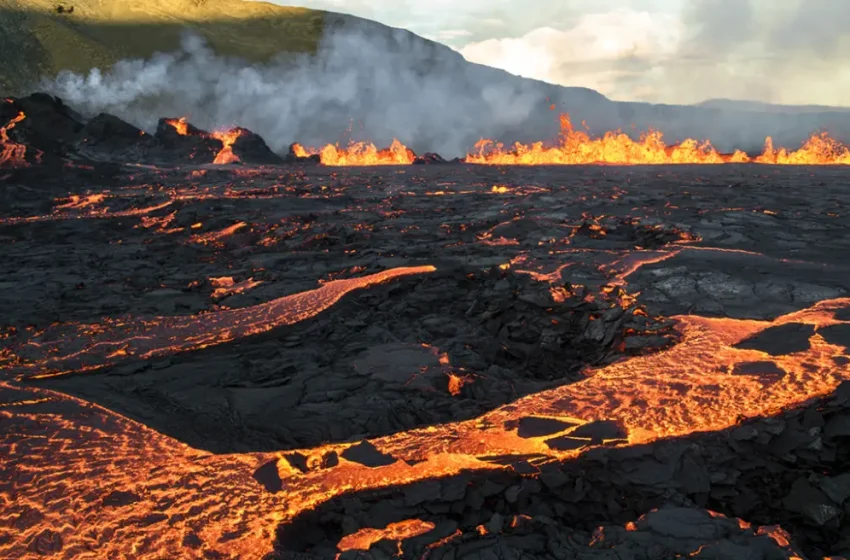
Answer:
[230,128,284,165]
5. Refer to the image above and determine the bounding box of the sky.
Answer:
[269,0,850,106]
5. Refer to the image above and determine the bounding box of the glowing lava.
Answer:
[292,139,415,166]
[3,297,849,559]
[165,117,245,165]
[211,129,244,165]
[0,111,31,168]
[165,117,190,136]
[7,266,437,378]
[464,113,850,165]
[336,519,435,552]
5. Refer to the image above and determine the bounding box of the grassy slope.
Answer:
[0,0,359,93]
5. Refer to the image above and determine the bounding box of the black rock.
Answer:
[734,322,816,355]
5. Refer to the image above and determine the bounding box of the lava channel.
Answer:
[3,298,849,559]
[3,266,436,379]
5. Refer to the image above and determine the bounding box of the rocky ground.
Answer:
[1,94,850,559]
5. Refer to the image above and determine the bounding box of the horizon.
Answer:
[269,0,850,108]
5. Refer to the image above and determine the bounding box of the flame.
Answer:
[211,129,244,165]
[0,111,30,168]
[754,133,850,165]
[296,139,415,166]
[464,113,850,165]
[165,117,190,136]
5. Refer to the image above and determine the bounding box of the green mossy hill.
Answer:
[0,0,427,93]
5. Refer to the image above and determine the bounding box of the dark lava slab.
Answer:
[271,384,850,560]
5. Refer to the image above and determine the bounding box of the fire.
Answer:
[465,113,850,165]
[211,129,244,165]
[0,111,30,168]
[295,139,415,166]
[754,133,850,164]
[165,117,190,136]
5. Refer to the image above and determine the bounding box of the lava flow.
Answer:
[465,113,850,165]
[165,117,244,165]
[291,138,416,166]
[5,266,436,379]
[3,296,849,559]
[211,128,244,165]
[0,110,31,168]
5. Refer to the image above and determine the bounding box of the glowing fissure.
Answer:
[6,266,436,379]
[289,113,850,166]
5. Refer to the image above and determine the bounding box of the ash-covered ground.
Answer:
[2,95,850,560]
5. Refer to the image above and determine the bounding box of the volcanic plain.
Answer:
[1,95,850,560]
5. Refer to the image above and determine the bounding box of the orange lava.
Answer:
[165,117,190,136]
[0,111,31,168]
[211,129,244,165]
[3,296,849,559]
[336,519,435,552]
[292,139,415,166]
[7,266,437,379]
[209,276,263,299]
[464,113,850,165]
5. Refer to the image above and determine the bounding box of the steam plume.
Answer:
[40,19,850,157]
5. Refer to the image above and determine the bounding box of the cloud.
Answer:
[459,9,684,101]
[41,24,574,157]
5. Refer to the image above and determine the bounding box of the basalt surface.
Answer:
[2,136,850,558]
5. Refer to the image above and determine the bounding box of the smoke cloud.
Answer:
[42,23,585,157]
[40,17,850,157]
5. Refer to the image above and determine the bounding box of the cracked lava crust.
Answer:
[2,95,850,560]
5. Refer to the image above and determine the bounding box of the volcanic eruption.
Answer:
[2,79,850,560]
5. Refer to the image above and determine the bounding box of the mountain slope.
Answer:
[0,0,447,93]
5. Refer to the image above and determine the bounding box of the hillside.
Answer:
[0,0,454,93]
[3,0,850,156]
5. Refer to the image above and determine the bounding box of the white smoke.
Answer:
[39,17,850,156]
[42,23,576,157]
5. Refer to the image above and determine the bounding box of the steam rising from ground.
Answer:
[43,25,566,157]
[41,20,850,157]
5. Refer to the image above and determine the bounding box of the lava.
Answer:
[5,266,437,379]
[464,113,850,165]
[3,297,849,559]
[292,139,415,166]
[165,117,190,136]
[336,519,435,552]
[211,128,244,165]
[0,111,31,168]
[209,276,264,299]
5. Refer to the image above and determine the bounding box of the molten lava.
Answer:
[292,139,415,166]
[7,266,437,378]
[336,519,435,552]
[3,295,849,559]
[464,113,850,165]
[165,117,245,165]
[0,111,30,168]
[211,129,244,165]
[165,117,190,136]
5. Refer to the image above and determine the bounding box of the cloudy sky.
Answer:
[269,0,850,106]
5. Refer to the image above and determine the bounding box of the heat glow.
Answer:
[165,118,245,165]
[3,294,849,559]
[292,139,415,166]
[0,111,31,168]
[465,114,850,165]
